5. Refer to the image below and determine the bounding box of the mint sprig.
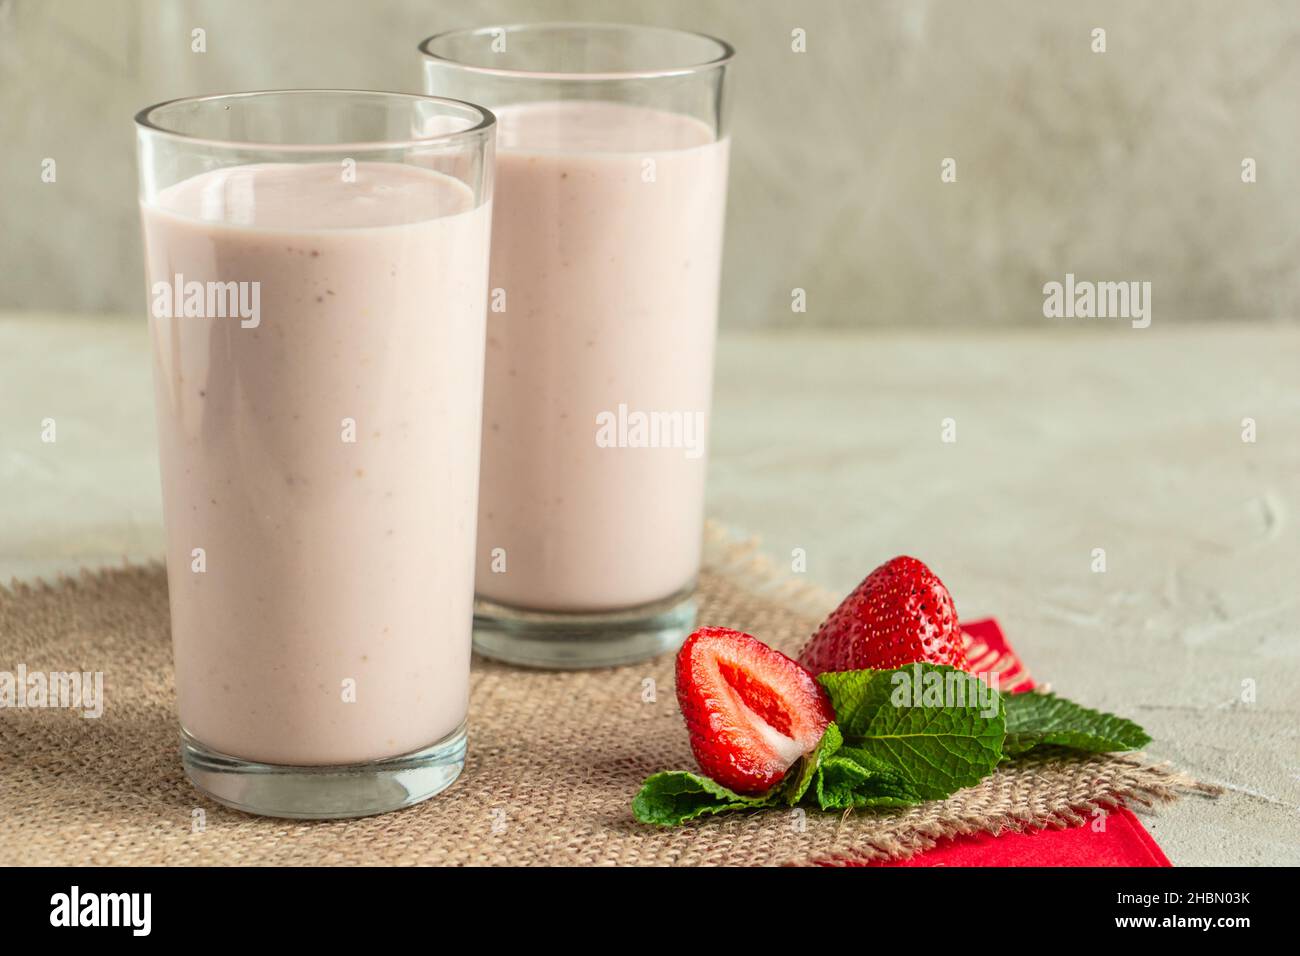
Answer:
[631,771,780,826]
[632,662,1150,826]
[820,666,1005,801]
[791,721,922,811]
[1002,689,1151,757]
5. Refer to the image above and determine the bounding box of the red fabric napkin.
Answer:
[868,805,1170,866]
[865,617,1171,867]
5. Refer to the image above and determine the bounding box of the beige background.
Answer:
[2,0,1299,326]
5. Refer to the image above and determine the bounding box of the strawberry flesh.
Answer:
[676,626,834,795]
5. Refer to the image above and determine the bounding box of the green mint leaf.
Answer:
[631,771,777,826]
[815,752,877,809]
[816,749,930,806]
[1002,690,1151,757]
[783,722,843,806]
[782,722,922,811]
[815,747,920,810]
[818,664,1006,800]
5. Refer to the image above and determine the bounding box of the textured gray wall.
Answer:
[3,0,1298,326]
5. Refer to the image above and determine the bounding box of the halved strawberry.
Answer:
[676,626,834,795]
[798,555,969,674]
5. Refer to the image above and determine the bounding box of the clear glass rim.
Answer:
[134,88,496,153]
[418,22,735,82]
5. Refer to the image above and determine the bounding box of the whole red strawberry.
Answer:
[799,555,969,674]
[676,626,834,795]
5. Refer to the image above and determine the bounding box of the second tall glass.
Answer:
[421,23,734,668]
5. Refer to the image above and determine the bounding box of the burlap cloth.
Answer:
[0,523,1211,866]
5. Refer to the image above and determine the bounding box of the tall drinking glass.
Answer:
[420,24,734,668]
[135,90,495,817]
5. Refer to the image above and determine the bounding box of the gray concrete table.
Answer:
[2,313,1298,865]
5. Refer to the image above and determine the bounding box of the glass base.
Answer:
[180,722,466,820]
[472,587,697,669]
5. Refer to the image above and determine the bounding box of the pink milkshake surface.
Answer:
[142,162,490,765]
[476,100,730,613]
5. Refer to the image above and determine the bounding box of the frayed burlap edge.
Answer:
[799,754,1221,866]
